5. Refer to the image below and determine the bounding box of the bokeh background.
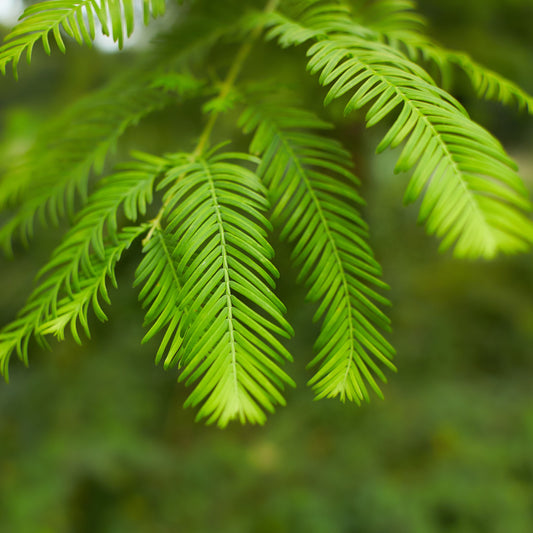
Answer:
[1,1,532,531]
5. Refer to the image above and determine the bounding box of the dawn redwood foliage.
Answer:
[0,0,532,426]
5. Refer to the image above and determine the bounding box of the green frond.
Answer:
[445,52,533,114]
[267,9,533,258]
[264,0,370,47]
[156,150,294,427]
[350,0,452,83]
[0,225,145,382]
[350,0,427,35]
[43,150,167,267]
[134,228,184,369]
[0,71,192,255]
[305,36,533,257]
[0,152,165,379]
[350,0,533,112]
[240,100,395,403]
[0,0,166,76]
[37,225,146,342]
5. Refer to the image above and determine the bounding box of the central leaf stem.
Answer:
[202,161,239,398]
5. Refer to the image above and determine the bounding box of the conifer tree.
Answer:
[1,0,532,426]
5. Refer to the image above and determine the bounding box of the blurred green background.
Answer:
[1,1,533,531]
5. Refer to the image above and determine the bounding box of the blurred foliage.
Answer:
[1,0,533,531]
